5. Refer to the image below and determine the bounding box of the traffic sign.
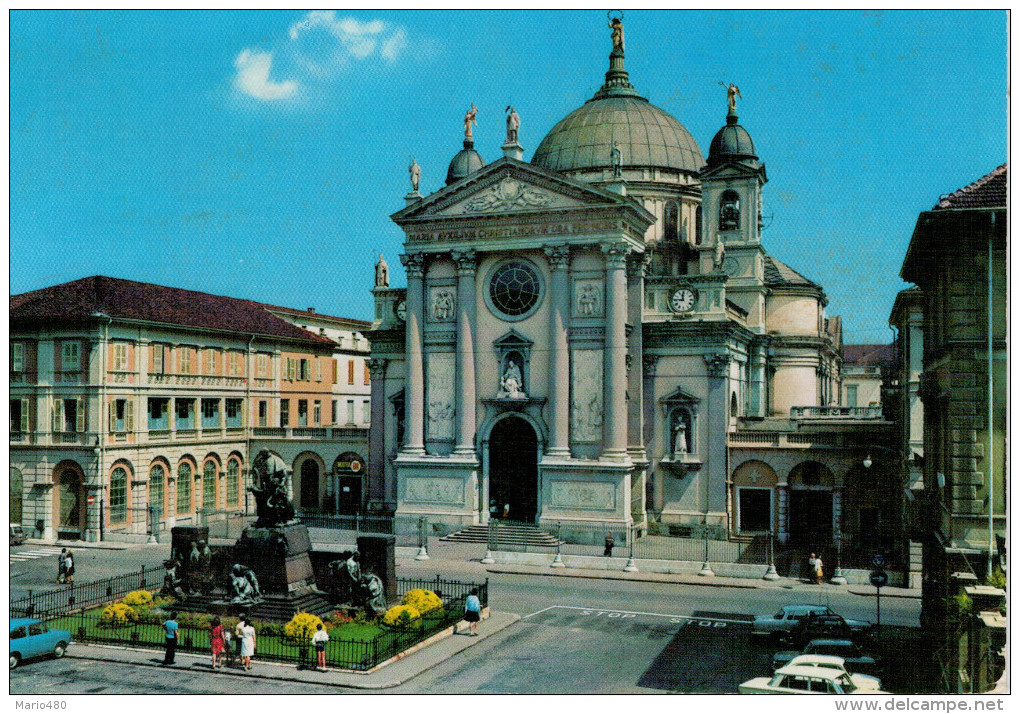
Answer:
[87,495,95,505]
[869,569,888,588]
[872,553,886,568]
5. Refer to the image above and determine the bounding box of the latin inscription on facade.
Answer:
[404,476,463,505]
[426,352,455,440]
[549,480,615,510]
[571,349,603,442]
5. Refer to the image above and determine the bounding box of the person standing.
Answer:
[604,532,615,557]
[464,588,482,636]
[210,616,224,669]
[311,623,329,671]
[807,553,818,583]
[64,550,75,583]
[814,554,824,585]
[239,618,256,671]
[162,612,179,665]
[57,548,67,584]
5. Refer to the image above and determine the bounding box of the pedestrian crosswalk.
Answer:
[10,547,64,562]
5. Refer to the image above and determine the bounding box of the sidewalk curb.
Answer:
[24,539,138,551]
[484,565,759,589]
[64,611,521,690]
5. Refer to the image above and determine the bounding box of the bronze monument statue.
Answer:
[464,103,478,141]
[608,13,625,52]
[248,450,295,528]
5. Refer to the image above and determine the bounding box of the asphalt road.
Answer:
[10,560,920,695]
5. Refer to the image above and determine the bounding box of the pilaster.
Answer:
[544,244,572,456]
[602,243,629,460]
[452,249,479,456]
[400,253,426,455]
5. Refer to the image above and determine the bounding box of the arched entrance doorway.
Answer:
[54,465,85,538]
[300,460,320,510]
[788,461,834,547]
[488,416,538,522]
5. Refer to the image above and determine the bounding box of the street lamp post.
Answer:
[623,524,638,572]
[831,533,847,585]
[763,529,780,580]
[551,521,565,568]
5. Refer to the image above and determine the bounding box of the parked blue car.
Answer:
[10,618,71,668]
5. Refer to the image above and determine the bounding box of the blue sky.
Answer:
[10,10,1007,343]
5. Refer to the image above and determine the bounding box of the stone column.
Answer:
[543,245,571,456]
[451,250,478,455]
[627,254,649,453]
[602,243,629,459]
[704,354,730,515]
[832,485,843,547]
[399,253,426,455]
[367,358,388,508]
[776,481,789,543]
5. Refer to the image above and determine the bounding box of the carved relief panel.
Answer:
[572,278,604,318]
[570,349,603,443]
[428,286,457,322]
[426,352,455,440]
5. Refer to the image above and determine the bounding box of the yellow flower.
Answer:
[400,589,443,615]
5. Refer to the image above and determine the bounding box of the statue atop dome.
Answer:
[725,82,742,112]
[608,13,625,52]
[464,103,478,142]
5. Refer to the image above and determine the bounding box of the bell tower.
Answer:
[698,99,769,329]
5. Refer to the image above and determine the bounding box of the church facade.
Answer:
[368,25,898,568]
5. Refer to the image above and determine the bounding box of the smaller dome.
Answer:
[446,140,486,185]
[707,108,757,167]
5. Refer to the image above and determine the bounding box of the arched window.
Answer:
[226,460,240,508]
[177,462,192,514]
[149,464,165,516]
[720,190,740,230]
[663,201,679,241]
[110,467,128,523]
[203,461,218,511]
[695,206,703,244]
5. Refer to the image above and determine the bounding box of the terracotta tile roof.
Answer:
[842,343,896,366]
[264,304,372,329]
[763,255,819,288]
[10,276,335,345]
[934,163,1007,210]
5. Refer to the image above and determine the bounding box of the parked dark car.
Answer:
[9,524,26,546]
[773,638,881,675]
[783,613,873,649]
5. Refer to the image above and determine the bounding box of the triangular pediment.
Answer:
[699,160,767,183]
[493,328,533,350]
[392,158,638,223]
[659,385,700,406]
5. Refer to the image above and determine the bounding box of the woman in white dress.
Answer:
[239,618,256,671]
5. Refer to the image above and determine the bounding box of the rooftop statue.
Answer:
[375,253,389,288]
[608,14,625,52]
[248,450,295,527]
[408,157,421,193]
[725,82,742,111]
[505,106,520,144]
[464,103,478,142]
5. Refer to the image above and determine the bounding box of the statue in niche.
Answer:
[505,106,520,144]
[608,14,625,52]
[714,236,726,270]
[432,290,454,320]
[610,142,622,178]
[464,103,478,141]
[499,358,525,399]
[672,415,689,458]
[408,158,421,193]
[578,283,600,316]
[375,254,389,288]
[229,564,262,604]
[248,450,295,528]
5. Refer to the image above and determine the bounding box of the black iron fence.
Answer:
[35,575,488,672]
[11,566,158,619]
[295,511,395,535]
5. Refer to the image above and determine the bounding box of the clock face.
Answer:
[395,300,407,321]
[671,288,696,313]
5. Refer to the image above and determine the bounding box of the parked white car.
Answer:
[775,654,883,690]
[739,664,888,695]
[753,604,871,636]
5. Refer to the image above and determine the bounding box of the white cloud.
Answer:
[288,11,406,63]
[233,49,298,101]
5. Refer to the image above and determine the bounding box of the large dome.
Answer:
[532,96,704,175]
[532,44,703,176]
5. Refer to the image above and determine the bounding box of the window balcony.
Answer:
[51,431,90,445]
[789,405,884,420]
[148,429,171,441]
[53,371,84,384]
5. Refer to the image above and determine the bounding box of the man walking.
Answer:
[57,548,67,583]
[162,611,179,665]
